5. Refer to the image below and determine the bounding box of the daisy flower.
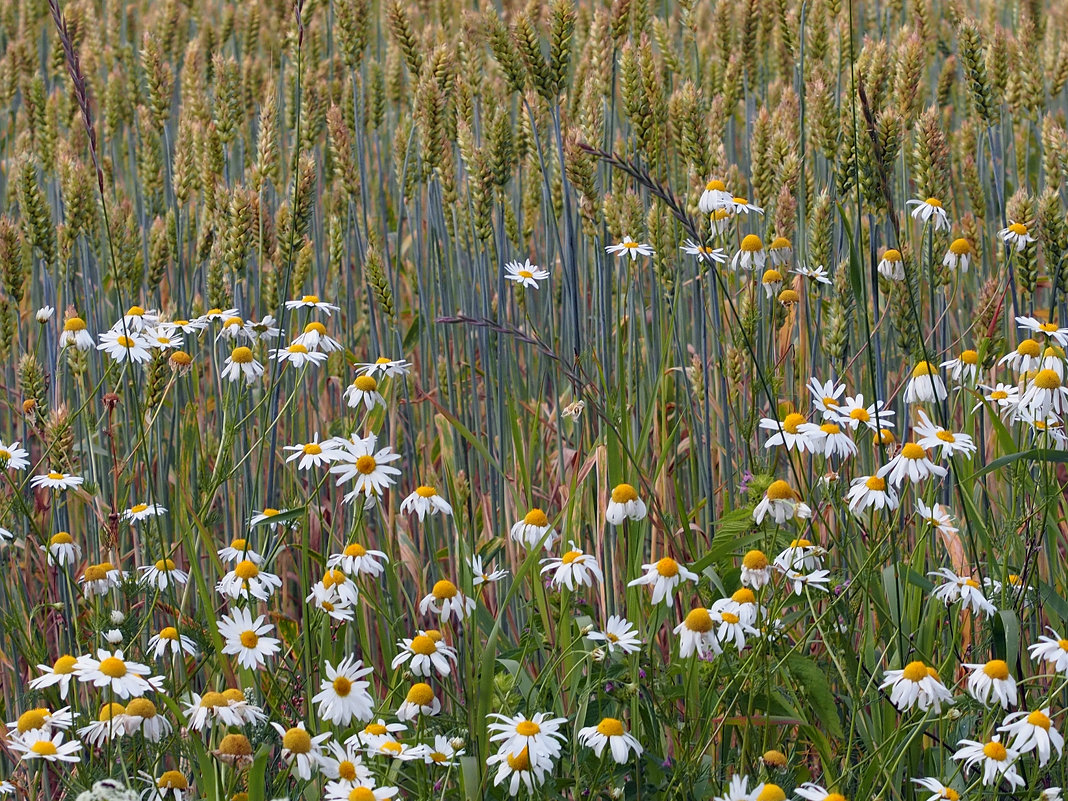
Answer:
[327,542,389,576]
[907,197,950,231]
[929,567,996,617]
[1018,315,1068,346]
[220,346,264,384]
[271,722,331,779]
[0,440,29,470]
[470,555,508,586]
[60,315,93,350]
[400,485,453,520]
[709,602,760,651]
[1019,368,1068,417]
[793,264,832,284]
[878,442,947,486]
[726,196,763,216]
[714,775,763,801]
[999,338,1043,373]
[963,660,1018,708]
[774,538,824,571]
[674,608,721,658]
[878,248,905,280]
[356,357,412,377]
[216,559,282,601]
[759,411,813,452]
[797,420,857,459]
[680,239,727,263]
[329,433,403,502]
[145,325,183,351]
[392,632,458,677]
[914,410,978,459]
[152,771,189,801]
[97,329,153,363]
[779,568,831,595]
[138,558,189,590]
[79,561,125,597]
[396,682,441,721]
[576,717,643,763]
[915,499,958,537]
[419,579,477,622]
[7,707,73,736]
[76,702,129,746]
[244,315,282,341]
[752,480,811,525]
[313,656,375,725]
[147,626,198,659]
[767,235,793,266]
[509,508,557,550]
[200,306,239,324]
[306,583,356,622]
[846,475,899,514]
[699,179,733,213]
[43,531,80,566]
[941,349,980,385]
[487,747,551,796]
[30,471,84,490]
[273,342,329,368]
[28,655,79,700]
[880,660,955,713]
[217,537,263,564]
[249,507,295,529]
[836,396,894,432]
[487,712,568,766]
[952,735,1024,788]
[344,375,386,410]
[218,607,281,669]
[587,616,642,655]
[795,784,848,801]
[998,708,1064,765]
[9,730,82,763]
[315,569,361,607]
[540,542,604,590]
[605,483,647,525]
[760,269,783,298]
[284,433,340,470]
[943,238,974,272]
[352,719,408,751]
[320,740,373,786]
[411,734,465,768]
[999,221,1036,251]
[975,383,1021,415]
[286,294,340,314]
[504,259,550,288]
[293,321,343,352]
[75,649,163,698]
[912,778,962,801]
[605,237,654,260]
[808,377,847,418]
[627,557,698,606]
[903,361,947,403]
[740,550,772,589]
[124,697,171,742]
[1029,628,1068,674]
[123,502,167,522]
[731,234,766,271]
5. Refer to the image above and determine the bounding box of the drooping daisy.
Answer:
[487,746,551,796]
[97,329,153,363]
[329,433,403,502]
[846,475,899,514]
[469,555,508,586]
[306,583,356,622]
[151,771,189,801]
[43,531,81,566]
[903,361,947,404]
[759,269,783,298]
[998,221,1036,251]
[271,722,331,780]
[951,735,1024,788]
[60,315,94,350]
[699,179,733,213]
[74,650,163,698]
[878,248,905,280]
[286,294,341,314]
[779,567,831,595]
[943,238,974,272]
[29,655,79,700]
[998,707,1064,765]
[510,508,557,550]
[1029,628,1068,674]
[293,322,343,352]
[605,237,654,260]
[79,561,125,597]
[797,420,857,459]
[767,236,793,266]
[7,707,73,736]
[627,557,698,606]
[138,558,189,590]
[880,660,955,713]
[576,717,643,763]
[906,197,950,231]
[605,482,647,525]
[999,338,1043,373]
[30,471,84,491]
[327,542,389,576]
[396,682,441,721]
[216,559,282,601]
[540,543,604,590]
[914,410,977,459]
[504,259,550,288]
[313,656,375,725]
[912,778,962,801]
[419,579,477,622]
[752,480,811,525]
[147,626,198,659]
[216,315,248,339]
[343,375,387,410]
[0,440,29,470]
[878,442,947,486]
[217,537,263,564]
[773,538,824,571]
[9,730,83,763]
[731,234,766,271]
[929,567,996,617]
[942,349,980,386]
[740,550,772,589]
[709,602,760,651]
[220,346,265,384]
[674,608,721,658]
[218,608,281,670]
[273,342,329,368]
[587,616,642,655]
[487,712,569,767]
[123,697,171,742]
[392,632,458,677]
[315,569,361,607]
[963,660,1018,708]
[1019,368,1068,417]
[400,485,453,520]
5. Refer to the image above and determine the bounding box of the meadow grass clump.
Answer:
[3,0,1068,798]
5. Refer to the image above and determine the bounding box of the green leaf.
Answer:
[785,653,845,738]
[247,744,272,801]
[964,449,1068,481]
[993,609,1020,665]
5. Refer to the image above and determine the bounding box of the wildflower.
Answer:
[313,656,375,725]
[396,682,441,721]
[356,357,412,377]
[97,329,153,363]
[779,568,831,595]
[470,555,508,586]
[217,537,263,564]
[587,616,642,655]
[392,633,458,677]
[30,471,84,490]
[147,626,198,659]
[320,740,373,786]
[504,259,550,288]
[343,375,387,410]
[151,771,188,801]
[411,734,465,767]
[808,377,847,418]
[124,697,171,742]
[752,480,811,525]
[975,383,1021,415]
[306,584,356,622]
[999,221,1036,251]
[123,502,167,523]
[760,411,813,452]
[912,778,961,801]
[329,433,403,502]
[245,315,282,341]
[963,660,1018,708]
[400,485,453,520]
[628,557,698,606]
[951,735,1024,788]
[43,531,80,567]
[216,559,282,601]
[510,508,557,549]
[273,342,329,368]
[80,561,125,597]
[767,236,793,266]
[487,712,568,767]
[915,500,958,537]
[878,442,947,486]
[941,350,980,385]
[213,732,255,767]
[419,579,477,622]
[1029,628,1068,674]
[286,294,340,314]
[293,322,343,352]
[797,421,857,459]
[138,558,189,590]
[249,507,295,529]
[731,234,766,271]
[9,730,82,763]
[999,339,1043,373]
[680,239,727,263]
[76,703,127,746]
[836,395,895,432]
[878,248,905,280]
[880,661,955,713]
[605,483,647,525]
[146,325,183,351]
[674,608,721,658]
[943,238,974,272]
[606,236,654,260]
[218,608,281,669]
[352,719,408,751]
[903,361,947,403]
[727,196,763,216]
[794,264,832,284]
[29,656,79,700]
[487,746,551,796]
[7,707,73,736]
[1020,368,1068,417]
[284,433,340,470]
[760,269,783,298]
[796,784,848,801]
[75,649,163,698]
[740,550,772,589]
[699,179,733,213]
[271,722,330,780]
[907,197,950,231]
[576,717,643,763]
[1018,315,1068,346]
[847,475,899,513]
[221,346,264,384]
[999,708,1064,765]
[0,440,29,470]
[914,410,978,459]
[709,602,760,651]
[929,568,996,617]
[327,542,389,576]
[541,543,604,590]
[60,315,93,350]
[774,538,824,571]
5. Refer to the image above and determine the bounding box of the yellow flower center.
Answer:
[349,789,376,801]
[762,269,783,284]
[611,483,639,503]
[239,631,259,648]
[31,740,58,756]
[1027,710,1052,730]
[911,360,938,378]
[98,702,126,721]
[597,717,625,737]
[783,413,806,434]
[234,560,260,580]
[865,476,887,491]
[924,197,942,208]
[231,346,254,364]
[942,790,960,801]
[354,375,378,391]
[219,733,253,755]
[355,455,377,474]
[684,608,714,633]
[770,236,791,250]
[230,538,247,550]
[779,289,800,304]
[964,579,981,589]
[983,741,1007,761]
[959,349,978,365]
[706,179,726,191]
[901,443,926,460]
[901,661,928,682]
[224,316,244,329]
[47,472,65,480]
[850,407,870,421]
[301,295,321,304]
[282,727,312,753]
[157,772,188,790]
[983,659,1009,680]
[50,531,73,545]
[344,543,367,557]
[365,723,387,735]
[732,588,756,604]
[287,343,309,354]
[406,682,435,706]
[302,442,323,455]
[64,316,86,331]
[338,761,358,781]
[433,579,458,599]
[507,746,531,771]
[154,558,176,571]
[126,698,157,718]
[742,550,768,570]
[416,485,436,498]
[116,335,135,348]
[1009,222,1028,235]
[741,234,764,252]
[333,676,352,696]
[516,720,541,736]
[518,269,534,279]
[757,785,787,801]
[425,629,443,642]
[1035,369,1062,389]
[765,480,795,501]
[410,634,438,655]
[523,508,549,526]
[950,238,971,255]
[304,322,327,335]
[53,654,77,673]
[99,656,127,677]
[159,626,179,641]
[17,709,49,733]
[883,249,902,261]
[1018,339,1042,357]
[990,390,1008,400]
[656,557,680,577]
[721,611,740,624]
[936,431,957,443]
[622,241,640,249]
[820,423,841,435]
[200,691,226,708]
